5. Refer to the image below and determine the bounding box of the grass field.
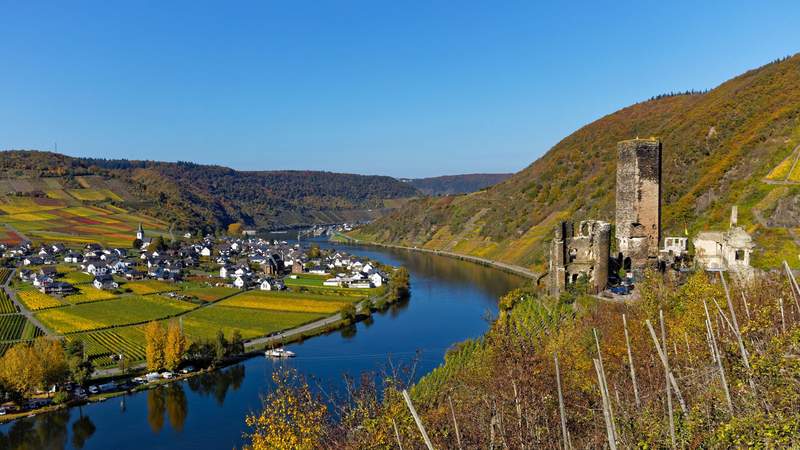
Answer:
[181,306,324,341]
[284,274,328,287]
[182,286,239,302]
[17,289,64,310]
[219,290,354,314]
[61,271,94,285]
[124,280,176,295]
[35,295,196,334]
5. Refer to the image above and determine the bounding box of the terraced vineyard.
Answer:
[17,288,64,310]
[181,306,324,341]
[0,290,16,314]
[218,291,354,314]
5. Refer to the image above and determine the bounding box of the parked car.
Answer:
[88,385,100,394]
[179,366,195,374]
[610,285,630,295]
[161,372,174,379]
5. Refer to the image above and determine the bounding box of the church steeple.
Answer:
[136,223,144,241]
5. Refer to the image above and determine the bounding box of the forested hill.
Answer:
[351,54,800,271]
[403,173,513,196]
[0,151,420,233]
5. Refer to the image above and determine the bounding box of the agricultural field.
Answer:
[61,270,94,284]
[0,315,43,341]
[284,274,328,287]
[181,286,239,302]
[219,290,354,314]
[181,305,324,341]
[35,295,196,334]
[0,227,24,246]
[0,290,16,314]
[0,196,167,247]
[17,288,64,310]
[0,268,14,285]
[68,326,146,368]
[124,280,176,295]
[65,285,118,304]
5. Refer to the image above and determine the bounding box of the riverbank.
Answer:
[0,279,399,424]
[332,233,539,281]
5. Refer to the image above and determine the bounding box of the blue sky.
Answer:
[1,1,798,177]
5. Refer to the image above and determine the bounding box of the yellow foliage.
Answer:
[164,320,187,371]
[145,321,166,371]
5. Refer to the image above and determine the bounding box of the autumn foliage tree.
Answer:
[243,368,328,450]
[145,321,166,371]
[0,337,68,402]
[164,320,188,371]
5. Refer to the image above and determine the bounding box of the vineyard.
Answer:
[17,289,64,310]
[0,268,13,285]
[0,314,43,341]
[218,291,353,314]
[124,280,176,295]
[0,290,16,314]
[181,306,324,341]
[35,295,196,334]
[69,327,146,368]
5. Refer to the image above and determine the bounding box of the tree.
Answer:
[132,238,143,249]
[341,304,357,323]
[229,330,244,356]
[227,222,243,235]
[389,267,410,300]
[164,320,188,371]
[307,244,321,259]
[34,337,69,389]
[149,236,165,252]
[214,330,228,365]
[244,368,328,450]
[66,340,93,386]
[145,321,166,371]
[0,343,40,401]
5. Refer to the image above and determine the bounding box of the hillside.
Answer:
[402,173,513,196]
[351,54,800,271]
[0,151,419,245]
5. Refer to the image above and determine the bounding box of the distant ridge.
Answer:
[402,173,513,196]
[0,150,420,234]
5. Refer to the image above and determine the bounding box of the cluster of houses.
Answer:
[3,224,388,296]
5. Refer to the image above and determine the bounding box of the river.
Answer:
[0,242,528,450]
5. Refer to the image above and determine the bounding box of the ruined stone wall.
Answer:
[615,139,661,265]
[549,220,611,295]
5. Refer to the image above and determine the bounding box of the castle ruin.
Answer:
[615,138,661,271]
[548,220,611,296]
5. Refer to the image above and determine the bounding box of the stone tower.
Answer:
[615,138,661,270]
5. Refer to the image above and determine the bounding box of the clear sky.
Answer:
[1,1,798,177]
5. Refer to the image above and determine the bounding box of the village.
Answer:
[0,224,401,418]
[549,138,758,298]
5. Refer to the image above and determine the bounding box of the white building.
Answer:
[693,207,755,277]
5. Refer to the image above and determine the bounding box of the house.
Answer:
[693,207,755,278]
[323,278,344,287]
[40,282,75,295]
[23,256,44,266]
[233,275,250,289]
[93,274,119,290]
[368,272,385,287]
[200,247,212,257]
[64,252,82,264]
[350,280,372,289]
[219,266,233,279]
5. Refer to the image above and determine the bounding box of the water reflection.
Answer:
[185,364,245,406]
[0,408,72,449]
[71,412,96,449]
[147,384,189,434]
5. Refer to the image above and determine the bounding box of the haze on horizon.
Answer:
[1,0,798,178]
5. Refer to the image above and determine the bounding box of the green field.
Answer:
[181,286,239,302]
[61,271,94,285]
[181,305,324,341]
[124,280,177,295]
[35,295,196,334]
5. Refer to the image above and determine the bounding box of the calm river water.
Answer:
[0,242,528,450]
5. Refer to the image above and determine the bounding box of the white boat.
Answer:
[265,348,296,358]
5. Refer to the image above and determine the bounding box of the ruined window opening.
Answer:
[735,250,745,261]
